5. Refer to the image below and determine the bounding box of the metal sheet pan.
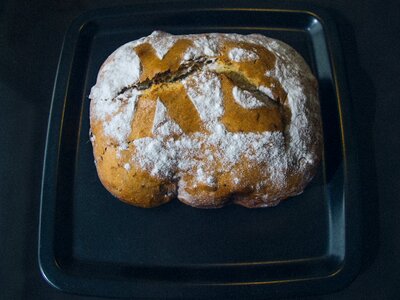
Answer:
[39,2,361,298]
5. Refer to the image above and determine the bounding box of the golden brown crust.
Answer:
[89,31,323,208]
[219,73,283,132]
[91,126,176,208]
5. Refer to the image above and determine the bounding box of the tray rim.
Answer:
[38,2,361,298]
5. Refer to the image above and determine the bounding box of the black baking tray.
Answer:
[39,1,361,298]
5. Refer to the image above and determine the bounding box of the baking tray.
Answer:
[39,1,361,298]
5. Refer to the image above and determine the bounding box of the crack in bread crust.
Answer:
[110,55,289,138]
[117,57,214,96]
[113,57,285,108]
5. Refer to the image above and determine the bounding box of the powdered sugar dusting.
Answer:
[102,99,136,144]
[90,31,321,203]
[89,43,141,101]
[182,70,224,131]
[133,131,287,188]
[232,86,266,109]
[228,47,259,62]
[99,90,140,144]
[133,138,178,178]
[258,85,275,100]
[196,167,217,187]
[183,35,220,60]
[152,99,183,137]
[262,36,321,165]
[146,31,177,59]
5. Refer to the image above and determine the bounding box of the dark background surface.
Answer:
[0,0,399,299]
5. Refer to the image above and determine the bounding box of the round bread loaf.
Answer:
[89,31,322,208]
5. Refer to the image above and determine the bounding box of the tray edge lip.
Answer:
[318,3,363,294]
[38,9,85,293]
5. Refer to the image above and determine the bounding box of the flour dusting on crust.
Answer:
[89,31,322,207]
[228,47,259,62]
[89,43,142,101]
[232,86,266,109]
[258,85,275,101]
[146,31,177,59]
[95,90,141,144]
[182,69,224,132]
[152,99,183,137]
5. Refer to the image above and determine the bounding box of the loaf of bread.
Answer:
[89,31,322,208]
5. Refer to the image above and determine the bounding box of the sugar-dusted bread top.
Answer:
[89,31,322,208]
